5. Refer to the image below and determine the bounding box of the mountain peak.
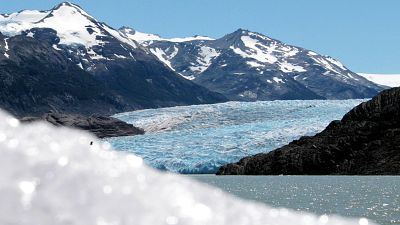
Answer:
[53,2,83,10]
[235,28,250,33]
[49,1,93,20]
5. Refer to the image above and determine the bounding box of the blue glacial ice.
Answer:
[109,99,366,174]
[0,110,372,225]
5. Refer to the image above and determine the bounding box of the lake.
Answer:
[191,175,400,225]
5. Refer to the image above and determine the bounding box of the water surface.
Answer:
[192,175,400,225]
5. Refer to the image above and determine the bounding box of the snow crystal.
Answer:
[0,110,371,225]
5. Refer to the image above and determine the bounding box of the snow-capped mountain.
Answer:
[120,28,384,100]
[0,2,226,116]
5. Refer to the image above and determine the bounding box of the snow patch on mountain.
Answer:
[273,77,284,83]
[232,36,278,64]
[189,46,220,73]
[3,38,9,58]
[119,26,214,45]
[279,61,306,73]
[150,48,176,71]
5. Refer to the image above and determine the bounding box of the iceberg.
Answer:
[0,110,373,225]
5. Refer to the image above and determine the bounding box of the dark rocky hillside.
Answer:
[217,88,400,175]
[21,112,144,138]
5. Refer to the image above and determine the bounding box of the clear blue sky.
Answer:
[1,0,399,74]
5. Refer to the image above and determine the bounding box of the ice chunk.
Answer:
[0,110,373,225]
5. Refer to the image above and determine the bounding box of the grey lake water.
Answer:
[191,175,400,225]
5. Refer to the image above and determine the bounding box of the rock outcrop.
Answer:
[217,87,400,175]
[22,112,144,138]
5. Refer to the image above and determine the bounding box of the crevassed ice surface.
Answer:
[0,110,372,225]
[109,99,365,173]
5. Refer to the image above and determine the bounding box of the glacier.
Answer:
[109,99,366,173]
[0,110,373,225]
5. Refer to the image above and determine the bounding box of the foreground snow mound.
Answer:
[0,110,373,225]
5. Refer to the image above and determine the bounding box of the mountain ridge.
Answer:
[119,27,384,101]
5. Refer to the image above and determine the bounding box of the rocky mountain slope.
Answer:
[0,2,226,117]
[217,87,400,175]
[121,28,384,101]
[21,112,144,138]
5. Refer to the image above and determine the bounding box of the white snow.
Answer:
[358,73,400,87]
[312,56,342,74]
[273,77,285,83]
[308,51,318,56]
[26,31,34,38]
[120,27,214,45]
[0,3,138,56]
[279,61,306,73]
[76,62,83,69]
[3,38,9,58]
[246,60,265,68]
[0,110,369,225]
[189,46,220,73]
[231,36,278,64]
[168,36,214,43]
[114,54,127,59]
[326,57,347,70]
[150,48,175,70]
[280,46,299,57]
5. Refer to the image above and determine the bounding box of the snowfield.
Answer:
[0,110,372,225]
[358,73,400,87]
